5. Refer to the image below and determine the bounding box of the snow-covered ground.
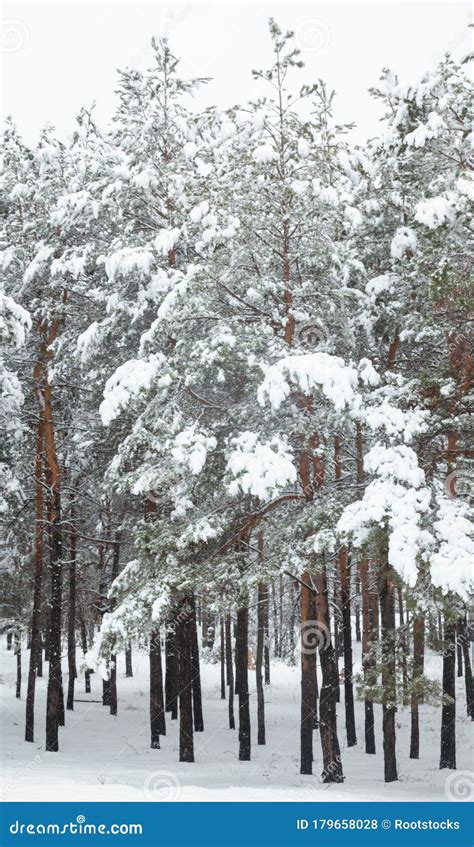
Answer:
[1,643,472,802]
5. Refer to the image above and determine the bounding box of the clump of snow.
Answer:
[170,426,217,475]
[390,226,417,259]
[414,196,455,228]
[252,144,278,164]
[226,432,296,500]
[258,353,359,412]
[100,354,166,425]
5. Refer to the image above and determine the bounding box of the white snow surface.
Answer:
[1,643,471,802]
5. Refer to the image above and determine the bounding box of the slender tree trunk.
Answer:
[360,557,376,754]
[440,618,456,769]
[44,375,64,752]
[80,615,91,694]
[177,597,194,763]
[225,613,235,730]
[236,605,251,761]
[150,627,166,748]
[398,587,409,705]
[410,615,425,759]
[190,595,204,732]
[15,630,22,698]
[456,621,463,677]
[256,581,266,745]
[315,564,343,783]
[300,575,315,774]
[7,632,12,650]
[25,408,44,741]
[125,642,133,677]
[165,624,178,720]
[263,582,270,684]
[460,618,473,719]
[109,528,121,717]
[220,617,226,700]
[379,557,398,782]
[66,499,77,711]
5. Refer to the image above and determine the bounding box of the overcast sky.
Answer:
[1,1,471,146]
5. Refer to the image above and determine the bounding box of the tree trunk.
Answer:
[440,618,456,769]
[398,587,409,705]
[300,575,315,774]
[44,368,64,752]
[315,564,343,782]
[225,613,235,729]
[339,548,356,746]
[379,558,398,782]
[150,627,166,748]
[263,582,270,684]
[165,624,178,719]
[108,528,121,717]
[360,557,376,754]
[460,617,473,719]
[66,499,77,711]
[256,581,266,745]
[125,642,133,677]
[15,630,22,698]
[25,408,44,741]
[220,616,226,700]
[190,595,204,732]
[409,615,425,759]
[177,597,194,763]
[236,605,251,761]
[456,621,463,677]
[80,615,91,694]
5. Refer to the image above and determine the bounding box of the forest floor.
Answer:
[1,641,472,802]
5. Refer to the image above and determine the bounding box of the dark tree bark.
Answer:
[440,618,456,769]
[263,582,270,684]
[177,597,194,763]
[360,557,376,754]
[236,605,251,760]
[225,613,235,730]
[220,616,226,700]
[460,618,473,719]
[315,564,343,783]
[109,528,121,717]
[410,615,425,759]
[379,558,398,782]
[125,642,133,677]
[398,587,409,705]
[25,408,44,741]
[80,615,91,694]
[190,595,204,732]
[165,624,178,719]
[256,580,266,745]
[300,575,316,774]
[456,621,463,677]
[150,627,166,748]
[66,498,77,712]
[15,630,22,699]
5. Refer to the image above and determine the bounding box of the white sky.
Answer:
[1,1,471,146]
